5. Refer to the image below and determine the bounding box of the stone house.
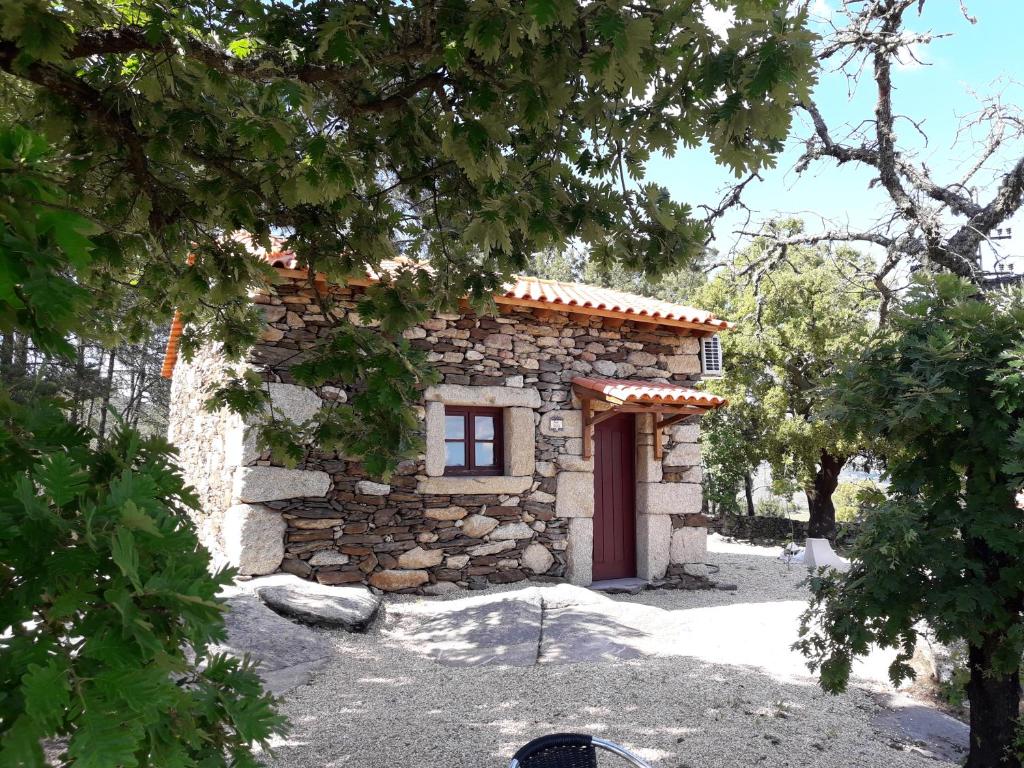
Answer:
[163,248,730,592]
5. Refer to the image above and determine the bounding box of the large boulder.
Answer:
[216,594,332,694]
[255,577,381,631]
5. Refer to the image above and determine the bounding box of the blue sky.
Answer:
[644,1,1024,265]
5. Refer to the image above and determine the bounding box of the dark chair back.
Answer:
[509,733,597,768]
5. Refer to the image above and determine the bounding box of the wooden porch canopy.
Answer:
[571,376,727,459]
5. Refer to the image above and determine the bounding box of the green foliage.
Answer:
[0,0,815,474]
[0,397,285,766]
[832,480,881,523]
[700,407,755,514]
[796,275,1024,696]
[695,229,876,520]
[0,126,284,765]
[756,497,787,518]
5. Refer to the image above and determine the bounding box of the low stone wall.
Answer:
[713,515,861,545]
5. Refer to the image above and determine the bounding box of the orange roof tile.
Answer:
[572,376,727,408]
[507,276,729,330]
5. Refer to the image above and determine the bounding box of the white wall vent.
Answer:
[701,335,723,376]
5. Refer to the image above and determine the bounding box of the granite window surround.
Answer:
[419,384,537,495]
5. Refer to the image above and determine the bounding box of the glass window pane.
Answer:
[445,415,465,439]
[474,441,494,467]
[474,415,495,440]
[445,441,466,467]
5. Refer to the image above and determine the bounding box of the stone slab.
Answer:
[671,526,707,564]
[505,407,536,476]
[255,578,381,631]
[235,466,331,503]
[566,518,593,585]
[423,401,446,477]
[636,482,701,516]
[424,384,541,409]
[215,595,332,694]
[873,699,968,764]
[223,504,285,576]
[663,442,701,467]
[555,471,594,518]
[416,475,533,495]
[637,514,671,580]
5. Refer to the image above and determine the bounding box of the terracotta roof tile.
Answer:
[507,276,729,330]
[572,376,727,408]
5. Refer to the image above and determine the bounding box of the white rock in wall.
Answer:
[235,466,331,503]
[356,480,391,496]
[468,540,516,557]
[461,514,499,538]
[522,543,555,574]
[308,550,350,566]
[223,504,286,576]
[489,522,534,541]
[397,546,444,569]
[446,554,470,569]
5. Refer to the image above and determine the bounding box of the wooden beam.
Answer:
[589,409,621,428]
[582,397,593,458]
[654,419,663,459]
[656,412,697,430]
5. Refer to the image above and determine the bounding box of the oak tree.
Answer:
[696,227,876,538]
[798,275,1024,768]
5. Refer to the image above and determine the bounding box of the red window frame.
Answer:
[443,406,504,476]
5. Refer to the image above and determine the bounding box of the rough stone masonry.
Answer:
[168,272,712,592]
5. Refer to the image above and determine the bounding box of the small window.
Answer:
[701,335,723,376]
[443,406,504,476]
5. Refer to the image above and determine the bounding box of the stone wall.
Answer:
[713,515,861,546]
[167,341,248,568]
[171,273,710,591]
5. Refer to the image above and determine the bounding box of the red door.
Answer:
[593,413,636,581]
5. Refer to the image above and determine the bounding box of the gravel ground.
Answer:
[266,536,950,768]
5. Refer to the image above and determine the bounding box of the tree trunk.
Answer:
[805,450,845,539]
[97,349,116,443]
[966,639,1022,768]
[743,471,756,516]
